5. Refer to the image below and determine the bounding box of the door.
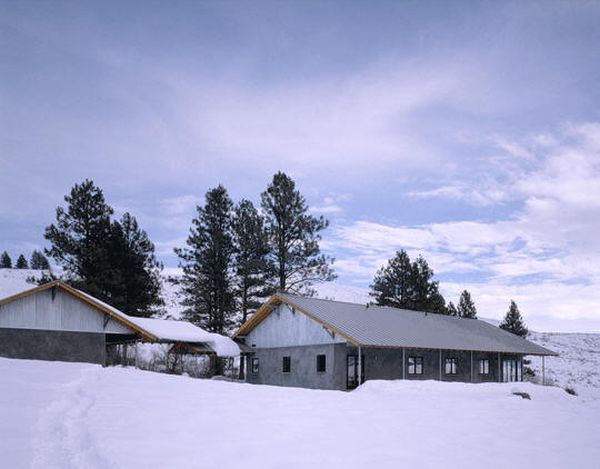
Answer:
[346,355,365,389]
[502,359,522,382]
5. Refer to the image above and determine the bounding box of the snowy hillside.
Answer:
[528,331,600,393]
[2,358,599,469]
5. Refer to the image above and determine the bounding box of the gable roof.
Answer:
[234,293,558,356]
[0,280,157,341]
[0,281,240,356]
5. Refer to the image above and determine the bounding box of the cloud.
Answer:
[325,123,600,327]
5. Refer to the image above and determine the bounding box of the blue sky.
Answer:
[2,1,600,331]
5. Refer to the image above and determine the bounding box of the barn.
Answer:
[0,280,239,366]
[234,293,558,390]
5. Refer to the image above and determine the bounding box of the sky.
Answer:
[2,0,600,331]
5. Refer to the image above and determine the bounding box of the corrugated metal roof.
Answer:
[277,293,557,356]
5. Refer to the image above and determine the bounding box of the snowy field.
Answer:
[2,358,599,469]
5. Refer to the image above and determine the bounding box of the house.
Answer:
[234,293,557,390]
[0,280,239,366]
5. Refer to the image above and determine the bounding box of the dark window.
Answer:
[282,356,291,373]
[445,358,458,375]
[408,357,423,375]
[251,357,259,374]
[479,358,490,375]
[316,354,327,372]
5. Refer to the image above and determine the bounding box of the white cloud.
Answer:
[326,123,600,328]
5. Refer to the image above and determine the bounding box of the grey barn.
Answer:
[234,294,557,390]
[0,280,239,366]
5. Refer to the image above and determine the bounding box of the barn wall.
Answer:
[0,327,106,364]
[246,343,347,390]
[245,303,345,348]
[247,343,524,390]
[0,288,132,334]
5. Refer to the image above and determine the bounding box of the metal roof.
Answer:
[270,293,557,356]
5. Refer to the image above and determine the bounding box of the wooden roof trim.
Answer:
[233,295,282,337]
[0,280,157,341]
[233,294,361,346]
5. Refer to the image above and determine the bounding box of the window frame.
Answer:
[316,354,327,373]
[445,357,458,375]
[478,358,490,375]
[251,357,259,374]
[282,355,291,373]
[407,356,423,375]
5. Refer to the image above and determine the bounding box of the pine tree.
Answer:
[261,172,335,295]
[457,290,477,318]
[15,254,29,269]
[44,180,163,315]
[0,251,12,268]
[175,185,236,334]
[369,250,447,314]
[44,179,114,299]
[232,199,273,325]
[447,301,458,316]
[105,213,164,317]
[30,250,50,270]
[499,300,529,337]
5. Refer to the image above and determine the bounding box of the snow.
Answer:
[527,331,600,396]
[1,358,598,469]
[0,268,43,299]
[132,317,240,356]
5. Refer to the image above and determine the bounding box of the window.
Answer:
[408,357,423,375]
[479,358,490,375]
[316,354,327,373]
[445,358,458,375]
[251,357,259,374]
[282,356,291,373]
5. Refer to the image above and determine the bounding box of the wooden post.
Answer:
[498,352,501,383]
[402,348,406,380]
[357,346,362,386]
[470,351,473,383]
[542,356,546,386]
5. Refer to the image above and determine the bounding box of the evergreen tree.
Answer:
[105,213,164,317]
[44,179,114,299]
[30,250,50,270]
[447,301,458,317]
[175,185,236,334]
[261,172,335,295]
[0,251,12,268]
[44,180,163,315]
[457,290,477,319]
[15,254,28,269]
[499,300,529,337]
[232,199,273,325]
[369,250,447,314]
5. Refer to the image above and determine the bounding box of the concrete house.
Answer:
[0,280,239,365]
[234,294,557,390]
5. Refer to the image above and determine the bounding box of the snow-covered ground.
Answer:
[1,358,598,469]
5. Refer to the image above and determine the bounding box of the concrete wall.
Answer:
[244,303,345,348]
[0,327,107,364]
[0,288,132,334]
[247,343,524,390]
[246,343,348,390]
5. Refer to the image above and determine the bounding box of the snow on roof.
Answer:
[131,317,240,357]
[72,287,240,356]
